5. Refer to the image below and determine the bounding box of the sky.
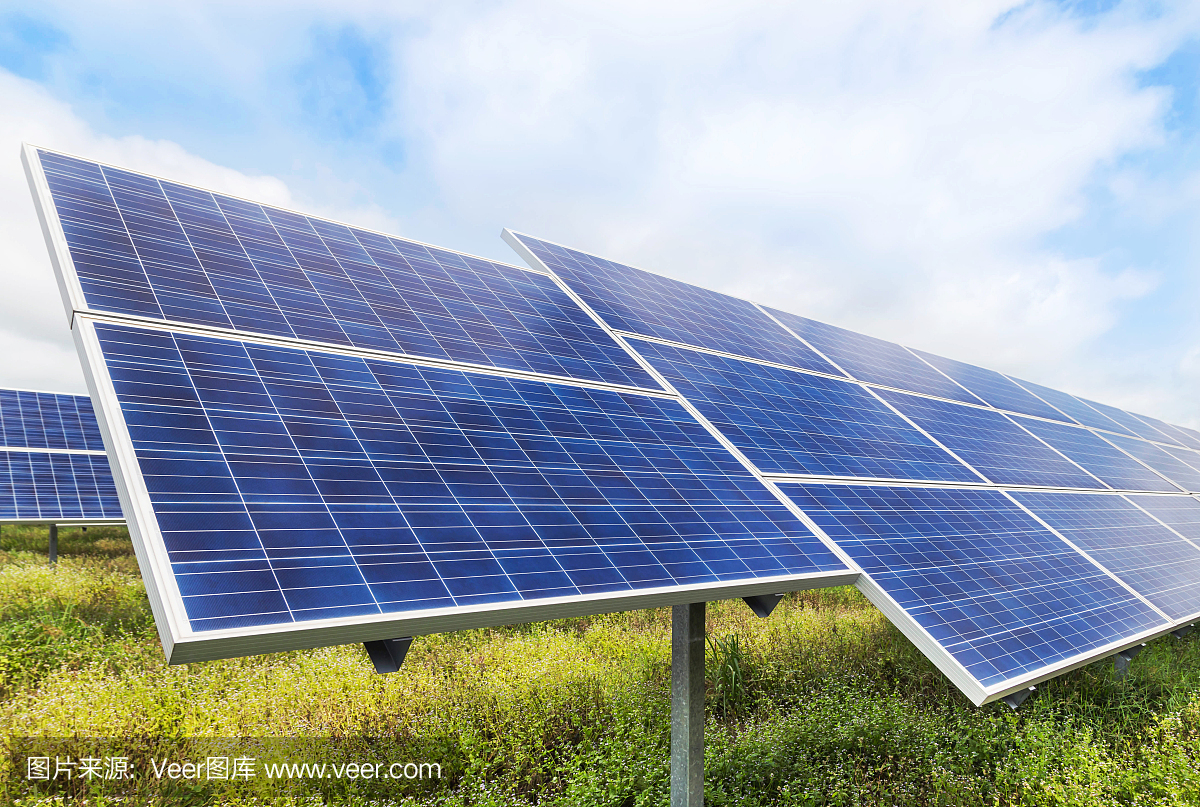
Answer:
[2,0,1200,425]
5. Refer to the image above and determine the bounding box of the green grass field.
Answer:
[2,524,1199,806]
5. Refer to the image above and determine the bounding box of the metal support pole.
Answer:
[48,524,58,566]
[671,602,705,807]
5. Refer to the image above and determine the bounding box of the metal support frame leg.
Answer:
[672,602,705,807]
[1114,644,1144,679]
[48,524,58,566]
[364,637,412,674]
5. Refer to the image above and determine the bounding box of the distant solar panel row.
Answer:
[508,230,1200,703]
[0,389,121,522]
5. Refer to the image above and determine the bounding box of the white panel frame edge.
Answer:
[500,228,1188,707]
[26,148,859,664]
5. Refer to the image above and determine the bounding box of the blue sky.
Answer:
[1,0,1199,425]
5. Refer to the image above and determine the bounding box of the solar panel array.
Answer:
[26,147,854,665]
[507,229,1200,705]
[26,142,1200,705]
[0,388,122,522]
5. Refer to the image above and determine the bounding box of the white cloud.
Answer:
[3,0,1200,425]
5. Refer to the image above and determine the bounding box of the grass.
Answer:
[1,524,1199,805]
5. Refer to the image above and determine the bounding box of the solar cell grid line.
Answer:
[628,336,983,484]
[1005,376,1138,437]
[910,350,1075,424]
[779,482,1168,704]
[1009,491,1200,622]
[75,317,852,659]
[871,388,1105,489]
[502,230,847,377]
[1078,396,1183,447]
[1101,433,1200,493]
[761,307,987,406]
[1010,416,1181,493]
[24,147,660,392]
[1126,494,1200,545]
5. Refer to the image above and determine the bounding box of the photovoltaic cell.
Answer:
[912,350,1073,423]
[1012,491,1200,621]
[0,389,105,451]
[781,483,1165,688]
[761,308,984,404]
[1103,434,1200,493]
[631,338,981,483]
[873,390,1102,489]
[37,151,658,390]
[1126,494,1200,544]
[93,322,846,632]
[1006,377,1137,436]
[1012,416,1179,493]
[508,233,844,376]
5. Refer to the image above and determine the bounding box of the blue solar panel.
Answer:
[760,308,984,404]
[912,351,1073,423]
[0,450,121,521]
[1161,445,1200,477]
[1130,413,1200,451]
[0,389,105,451]
[507,232,844,376]
[37,151,657,390]
[1102,434,1200,492]
[873,390,1102,488]
[782,483,1165,688]
[0,388,121,522]
[1012,416,1180,492]
[1079,397,1182,446]
[1012,491,1200,621]
[1126,494,1200,544]
[92,322,847,632]
[631,338,981,483]
[1005,377,1137,436]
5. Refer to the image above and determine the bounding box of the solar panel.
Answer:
[782,483,1166,698]
[1012,416,1180,493]
[912,350,1073,423]
[1102,433,1200,492]
[758,308,985,405]
[30,146,1200,708]
[871,390,1103,488]
[1006,377,1138,436]
[35,151,658,391]
[1126,494,1200,544]
[0,388,122,522]
[503,232,845,376]
[1131,413,1200,452]
[1080,397,1182,446]
[1011,491,1200,621]
[629,337,982,484]
[26,147,853,662]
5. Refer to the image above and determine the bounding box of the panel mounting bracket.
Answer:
[1172,625,1193,640]
[742,593,784,619]
[364,637,412,674]
[1114,643,1146,679]
[1002,686,1035,710]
